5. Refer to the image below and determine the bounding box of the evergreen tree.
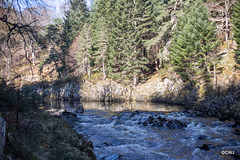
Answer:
[91,0,161,85]
[232,1,240,64]
[91,0,114,79]
[92,17,108,80]
[40,19,65,78]
[127,0,153,86]
[62,0,89,51]
[170,0,219,83]
[45,18,63,47]
[75,23,92,78]
[107,0,153,85]
[149,0,183,69]
[107,0,128,79]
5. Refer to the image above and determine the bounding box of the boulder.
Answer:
[166,120,187,129]
[142,116,186,129]
[198,135,207,140]
[60,110,78,124]
[199,144,210,150]
[232,150,240,159]
[234,129,240,135]
[61,110,77,118]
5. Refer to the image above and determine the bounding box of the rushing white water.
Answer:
[48,101,240,160]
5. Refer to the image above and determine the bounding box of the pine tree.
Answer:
[106,0,128,80]
[62,0,89,51]
[40,19,65,78]
[75,23,92,78]
[149,0,185,70]
[91,0,114,79]
[128,0,153,86]
[92,17,108,80]
[232,1,240,64]
[170,0,219,83]
[106,0,153,85]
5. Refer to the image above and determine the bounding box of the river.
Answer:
[47,101,240,160]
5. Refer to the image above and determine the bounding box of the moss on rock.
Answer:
[5,112,96,160]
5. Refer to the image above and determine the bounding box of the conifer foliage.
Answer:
[62,0,89,51]
[90,0,112,80]
[90,0,156,85]
[75,23,92,78]
[59,0,225,86]
[170,0,219,83]
[232,1,240,64]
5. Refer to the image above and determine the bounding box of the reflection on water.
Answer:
[45,101,184,113]
[46,101,240,160]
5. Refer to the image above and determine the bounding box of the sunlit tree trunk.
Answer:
[102,46,106,80]
[155,60,158,71]
[87,62,91,80]
[133,0,138,87]
[31,40,35,65]
[6,57,10,76]
[133,72,137,87]
[225,0,229,42]
[214,63,217,90]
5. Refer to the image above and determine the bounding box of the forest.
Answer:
[0,0,240,159]
[0,0,239,87]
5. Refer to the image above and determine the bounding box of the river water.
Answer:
[47,101,240,160]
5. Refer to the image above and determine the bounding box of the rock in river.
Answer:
[100,153,120,160]
[142,115,187,129]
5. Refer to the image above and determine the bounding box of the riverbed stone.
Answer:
[199,144,210,150]
[232,150,240,159]
[103,141,112,147]
[61,110,77,118]
[148,115,154,124]
[234,129,240,135]
[232,121,240,127]
[143,121,148,126]
[142,116,186,129]
[198,135,208,140]
[166,120,187,129]
[59,110,78,124]
[100,153,120,160]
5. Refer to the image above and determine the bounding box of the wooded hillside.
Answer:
[0,0,239,88]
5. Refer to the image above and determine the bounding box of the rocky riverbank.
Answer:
[23,77,240,121]
[24,78,197,104]
[4,111,96,160]
[194,92,240,121]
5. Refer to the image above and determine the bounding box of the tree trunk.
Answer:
[214,63,217,91]
[86,55,91,80]
[88,63,91,80]
[133,1,137,87]
[102,56,106,80]
[6,57,10,76]
[155,60,159,71]
[133,72,137,87]
[225,0,229,42]
[31,40,35,65]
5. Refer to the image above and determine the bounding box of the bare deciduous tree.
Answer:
[0,0,47,77]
